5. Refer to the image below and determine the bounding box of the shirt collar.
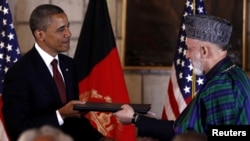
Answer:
[35,43,59,67]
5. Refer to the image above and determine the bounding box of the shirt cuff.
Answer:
[56,110,64,125]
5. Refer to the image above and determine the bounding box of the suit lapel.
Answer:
[31,48,63,104]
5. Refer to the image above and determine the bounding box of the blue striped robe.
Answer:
[174,56,250,134]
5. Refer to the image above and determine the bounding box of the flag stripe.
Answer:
[168,78,180,118]
[78,48,135,140]
[78,48,129,101]
[74,0,136,140]
[74,0,116,80]
[0,97,8,141]
[0,0,21,140]
[162,0,206,120]
[0,119,8,141]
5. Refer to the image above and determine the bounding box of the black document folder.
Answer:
[73,102,151,114]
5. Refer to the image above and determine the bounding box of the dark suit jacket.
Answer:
[135,115,175,141]
[2,47,103,141]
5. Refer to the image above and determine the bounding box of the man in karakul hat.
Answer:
[113,14,250,141]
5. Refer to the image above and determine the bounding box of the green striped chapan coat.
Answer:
[174,56,250,134]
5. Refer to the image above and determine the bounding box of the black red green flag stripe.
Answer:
[74,0,136,140]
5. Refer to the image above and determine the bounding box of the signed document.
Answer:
[73,102,151,114]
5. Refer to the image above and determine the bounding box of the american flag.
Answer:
[0,0,21,140]
[162,0,206,120]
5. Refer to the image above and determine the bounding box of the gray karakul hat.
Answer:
[184,14,232,47]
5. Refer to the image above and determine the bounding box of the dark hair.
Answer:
[29,4,64,34]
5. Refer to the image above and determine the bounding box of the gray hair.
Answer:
[17,125,73,141]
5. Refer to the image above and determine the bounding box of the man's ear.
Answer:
[200,46,208,58]
[34,30,44,41]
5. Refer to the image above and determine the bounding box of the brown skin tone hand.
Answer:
[58,100,85,119]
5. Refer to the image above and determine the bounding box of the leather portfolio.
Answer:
[73,102,151,114]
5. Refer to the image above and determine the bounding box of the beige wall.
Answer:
[8,0,250,119]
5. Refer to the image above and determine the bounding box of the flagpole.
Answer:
[192,0,196,98]
[193,0,196,15]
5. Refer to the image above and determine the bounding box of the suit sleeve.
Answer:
[135,115,175,141]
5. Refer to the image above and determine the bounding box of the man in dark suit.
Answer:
[2,4,112,141]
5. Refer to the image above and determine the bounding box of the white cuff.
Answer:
[56,110,64,125]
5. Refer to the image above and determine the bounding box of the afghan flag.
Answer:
[74,0,136,140]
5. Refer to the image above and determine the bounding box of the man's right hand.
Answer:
[58,100,85,119]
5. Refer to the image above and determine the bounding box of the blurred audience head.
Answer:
[172,131,207,141]
[17,125,73,141]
